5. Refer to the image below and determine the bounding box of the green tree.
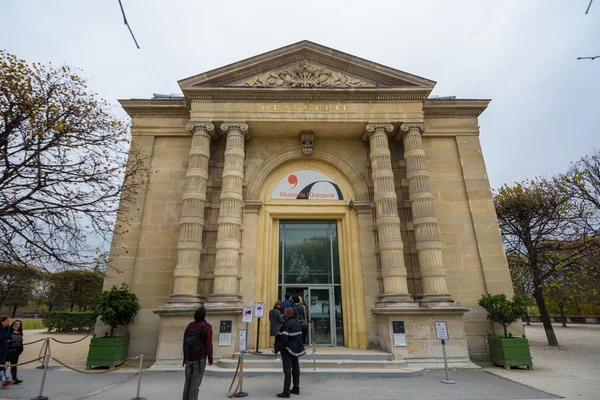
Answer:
[0,51,149,270]
[92,283,140,337]
[0,263,39,310]
[51,270,104,311]
[478,294,529,337]
[494,179,592,346]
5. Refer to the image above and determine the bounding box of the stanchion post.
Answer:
[440,339,455,384]
[31,353,50,400]
[233,350,248,398]
[129,355,145,400]
[254,318,262,353]
[36,338,48,369]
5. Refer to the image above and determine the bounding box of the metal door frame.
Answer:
[282,284,335,346]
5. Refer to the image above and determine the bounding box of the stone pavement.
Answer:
[0,368,559,400]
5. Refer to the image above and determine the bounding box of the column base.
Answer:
[376,293,418,308]
[204,293,243,312]
[416,294,455,308]
[160,294,203,310]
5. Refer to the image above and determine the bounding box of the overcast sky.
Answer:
[2,0,599,189]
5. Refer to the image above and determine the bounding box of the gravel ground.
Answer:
[484,323,600,400]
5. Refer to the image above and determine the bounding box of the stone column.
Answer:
[206,122,248,308]
[165,122,215,308]
[399,123,452,305]
[364,124,413,305]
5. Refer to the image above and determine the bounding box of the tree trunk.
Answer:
[11,304,18,318]
[576,302,581,315]
[48,304,54,312]
[559,303,567,327]
[70,303,74,312]
[525,310,531,326]
[109,325,115,337]
[533,284,559,346]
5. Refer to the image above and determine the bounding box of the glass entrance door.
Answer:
[279,221,344,347]
[281,285,334,345]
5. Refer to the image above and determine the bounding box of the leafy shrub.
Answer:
[92,283,140,337]
[478,294,528,337]
[42,312,96,332]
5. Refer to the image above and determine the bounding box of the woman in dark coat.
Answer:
[269,301,283,338]
[7,320,23,384]
[0,316,12,388]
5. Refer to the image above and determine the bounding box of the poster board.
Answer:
[242,307,253,323]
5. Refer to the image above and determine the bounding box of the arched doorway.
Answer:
[253,157,368,349]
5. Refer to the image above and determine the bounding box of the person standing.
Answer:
[269,301,283,338]
[274,307,306,398]
[0,316,13,388]
[6,320,23,384]
[280,293,292,312]
[292,296,308,345]
[182,307,213,400]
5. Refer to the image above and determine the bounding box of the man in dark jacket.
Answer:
[182,307,213,400]
[274,307,306,398]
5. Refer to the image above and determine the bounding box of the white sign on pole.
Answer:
[239,330,247,352]
[435,321,449,340]
[219,333,231,347]
[394,333,407,347]
[242,307,253,323]
[254,302,265,318]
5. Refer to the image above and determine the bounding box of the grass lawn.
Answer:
[20,319,44,330]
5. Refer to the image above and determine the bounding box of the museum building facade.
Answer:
[105,41,517,369]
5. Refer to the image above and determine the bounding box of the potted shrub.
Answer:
[86,283,141,369]
[478,293,533,370]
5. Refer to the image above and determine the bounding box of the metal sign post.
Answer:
[254,302,265,353]
[435,321,455,384]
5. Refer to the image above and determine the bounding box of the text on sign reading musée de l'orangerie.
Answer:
[262,104,348,111]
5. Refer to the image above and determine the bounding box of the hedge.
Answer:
[42,312,96,332]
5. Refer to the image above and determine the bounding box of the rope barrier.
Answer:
[23,338,47,346]
[73,372,139,400]
[0,356,44,368]
[51,355,140,375]
[49,331,94,344]
[248,344,312,357]
[227,355,244,398]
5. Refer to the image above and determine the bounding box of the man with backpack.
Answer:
[182,307,213,400]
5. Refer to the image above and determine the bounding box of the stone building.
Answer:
[107,41,517,371]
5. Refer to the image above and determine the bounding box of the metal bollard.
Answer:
[31,353,50,400]
[129,355,145,400]
[440,339,456,384]
[312,341,316,371]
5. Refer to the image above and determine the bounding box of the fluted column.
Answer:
[166,122,215,308]
[207,122,248,308]
[399,123,452,305]
[365,123,413,305]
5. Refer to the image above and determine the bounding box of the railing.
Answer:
[523,315,600,324]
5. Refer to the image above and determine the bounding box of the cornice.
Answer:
[423,99,490,118]
[119,99,189,117]
[183,87,431,102]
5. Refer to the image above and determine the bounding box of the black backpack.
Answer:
[183,322,208,360]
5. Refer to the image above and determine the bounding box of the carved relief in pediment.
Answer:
[236,60,375,88]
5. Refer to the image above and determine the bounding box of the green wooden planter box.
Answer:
[86,334,130,369]
[488,335,533,370]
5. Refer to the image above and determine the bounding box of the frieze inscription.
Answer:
[262,103,347,111]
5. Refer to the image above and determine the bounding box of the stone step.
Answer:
[217,357,408,370]
[233,349,393,361]
[205,365,425,378]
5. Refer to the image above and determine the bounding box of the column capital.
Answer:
[186,121,215,135]
[220,122,249,135]
[398,122,427,138]
[365,123,394,134]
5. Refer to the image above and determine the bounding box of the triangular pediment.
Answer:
[179,41,436,90]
